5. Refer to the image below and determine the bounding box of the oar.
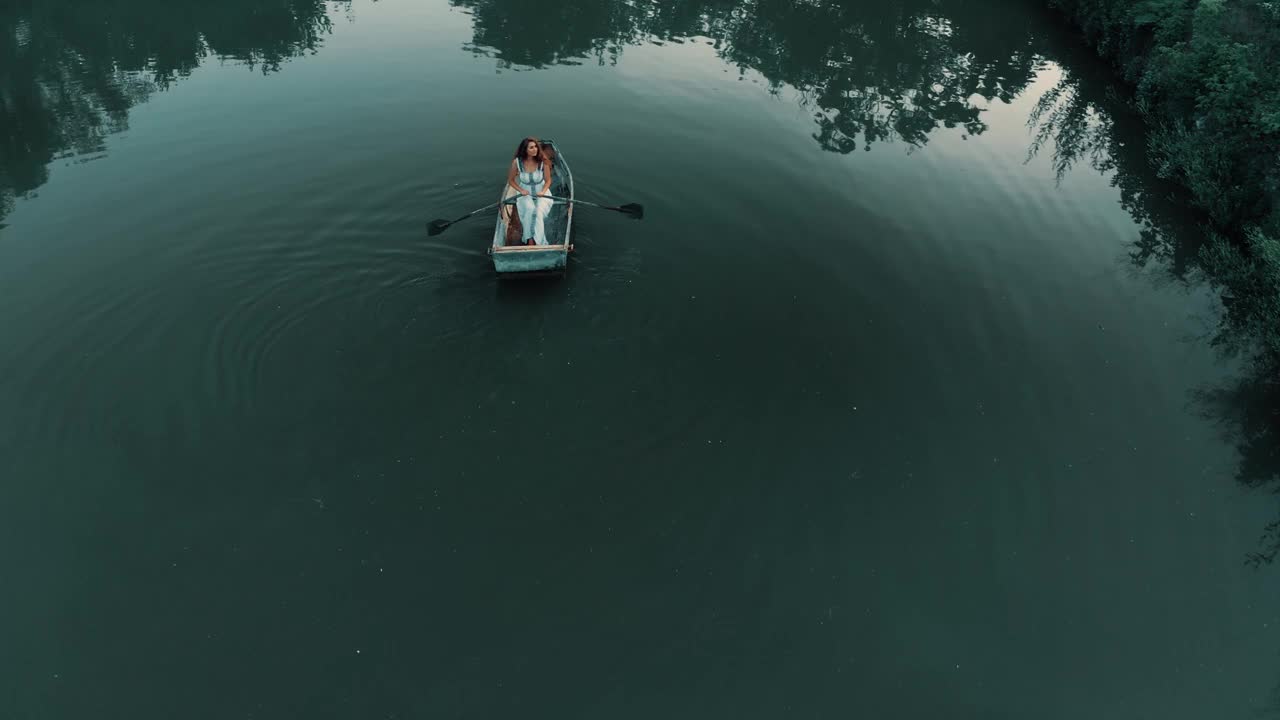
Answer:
[427,198,517,236]
[429,194,643,236]
[545,195,644,220]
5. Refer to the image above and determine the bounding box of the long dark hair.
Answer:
[513,136,548,169]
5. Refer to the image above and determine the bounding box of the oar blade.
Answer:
[426,219,452,236]
[618,203,644,220]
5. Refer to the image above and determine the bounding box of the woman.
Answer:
[506,137,553,246]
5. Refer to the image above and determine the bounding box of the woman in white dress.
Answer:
[506,137,553,246]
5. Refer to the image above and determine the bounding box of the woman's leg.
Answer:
[532,196,553,245]
[516,196,536,242]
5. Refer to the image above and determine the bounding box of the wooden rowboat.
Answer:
[488,139,574,278]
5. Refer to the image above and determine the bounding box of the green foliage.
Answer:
[1053,0,1280,447]
[1047,0,1280,533]
[1203,228,1280,357]
[1051,0,1280,217]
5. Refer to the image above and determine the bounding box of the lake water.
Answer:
[3,0,1279,717]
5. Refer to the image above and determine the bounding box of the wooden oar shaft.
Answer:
[432,191,640,237]
[452,199,504,222]
[509,194,632,211]
[542,195,624,211]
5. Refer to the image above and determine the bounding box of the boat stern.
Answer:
[490,244,569,278]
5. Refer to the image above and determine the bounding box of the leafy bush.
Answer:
[1052,0,1280,419]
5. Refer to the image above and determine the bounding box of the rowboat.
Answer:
[488,139,574,278]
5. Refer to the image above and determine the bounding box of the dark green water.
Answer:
[3,0,1279,717]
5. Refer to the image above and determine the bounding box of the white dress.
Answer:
[514,159,553,245]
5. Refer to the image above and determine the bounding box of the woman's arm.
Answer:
[507,160,527,195]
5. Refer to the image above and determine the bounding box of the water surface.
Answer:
[2,1,1278,718]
